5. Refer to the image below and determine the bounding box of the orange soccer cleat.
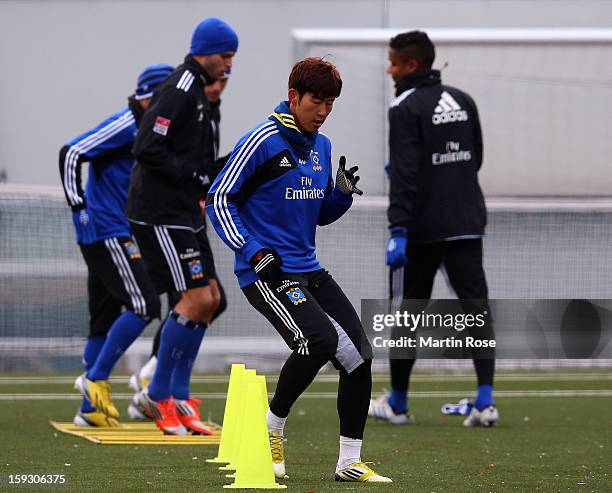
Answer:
[134,391,187,435]
[174,397,213,435]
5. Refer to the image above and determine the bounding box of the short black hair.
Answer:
[389,30,435,69]
[288,57,342,99]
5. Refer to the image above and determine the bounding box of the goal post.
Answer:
[292,27,612,197]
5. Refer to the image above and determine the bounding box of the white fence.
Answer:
[2,185,612,371]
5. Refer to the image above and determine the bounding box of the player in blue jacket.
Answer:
[206,57,392,483]
[59,64,173,427]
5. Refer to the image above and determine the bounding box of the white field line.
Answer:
[2,390,612,401]
[0,373,611,385]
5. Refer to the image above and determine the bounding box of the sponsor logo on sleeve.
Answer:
[153,116,171,136]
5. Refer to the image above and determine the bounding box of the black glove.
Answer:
[336,156,363,196]
[249,248,283,283]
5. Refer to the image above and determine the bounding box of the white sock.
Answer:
[266,409,287,433]
[139,356,157,381]
[337,436,362,470]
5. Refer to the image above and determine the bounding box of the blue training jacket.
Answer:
[206,117,353,288]
[59,99,143,244]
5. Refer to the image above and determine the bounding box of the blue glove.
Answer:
[386,226,407,269]
[71,208,98,244]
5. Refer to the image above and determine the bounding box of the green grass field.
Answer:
[2,371,611,492]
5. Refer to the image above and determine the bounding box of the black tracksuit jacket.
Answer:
[203,100,230,196]
[388,69,486,242]
[126,55,215,230]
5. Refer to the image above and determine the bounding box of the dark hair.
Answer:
[389,31,435,69]
[288,57,342,99]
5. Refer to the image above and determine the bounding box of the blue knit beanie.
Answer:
[135,63,174,100]
[190,17,238,56]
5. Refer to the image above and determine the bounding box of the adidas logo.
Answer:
[432,91,468,125]
[279,156,292,167]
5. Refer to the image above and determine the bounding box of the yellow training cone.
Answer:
[224,381,286,489]
[207,363,245,464]
[219,368,256,471]
[257,374,269,413]
[225,374,269,479]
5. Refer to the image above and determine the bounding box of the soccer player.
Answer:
[126,18,237,435]
[128,73,230,402]
[206,57,392,483]
[59,63,174,427]
[369,30,497,427]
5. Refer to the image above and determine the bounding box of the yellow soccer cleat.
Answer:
[74,374,119,419]
[269,430,287,479]
[334,462,393,483]
[73,410,119,427]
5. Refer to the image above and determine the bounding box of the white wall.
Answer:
[296,34,612,196]
[1,0,611,192]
